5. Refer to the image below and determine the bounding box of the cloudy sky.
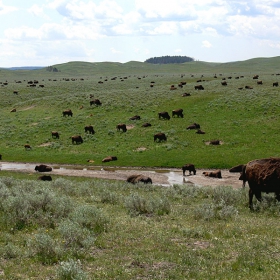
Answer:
[0,0,280,67]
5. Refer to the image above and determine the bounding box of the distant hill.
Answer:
[6,66,45,70]
[145,55,194,64]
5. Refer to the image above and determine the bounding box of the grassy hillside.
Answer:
[0,57,280,168]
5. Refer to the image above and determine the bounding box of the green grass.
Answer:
[0,174,280,279]
[1,57,280,169]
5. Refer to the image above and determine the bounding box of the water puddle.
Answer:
[0,162,191,186]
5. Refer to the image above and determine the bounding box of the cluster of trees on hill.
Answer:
[46,66,59,72]
[145,55,194,64]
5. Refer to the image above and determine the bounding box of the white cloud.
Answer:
[0,0,18,15]
[202,40,212,48]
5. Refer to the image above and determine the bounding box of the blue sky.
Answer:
[0,0,280,67]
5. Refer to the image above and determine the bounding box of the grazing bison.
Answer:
[203,170,222,178]
[196,129,205,134]
[84,125,95,134]
[154,133,167,142]
[10,108,16,112]
[71,135,83,144]
[90,99,102,106]
[253,75,259,79]
[127,174,153,184]
[51,131,60,139]
[116,123,127,132]
[129,115,141,121]
[158,111,170,120]
[24,144,32,150]
[240,158,280,208]
[187,123,200,130]
[35,164,52,172]
[221,81,227,86]
[245,85,253,89]
[63,109,73,117]
[273,82,279,87]
[194,85,204,90]
[257,80,263,85]
[172,109,184,118]
[142,122,152,127]
[182,164,196,176]
[38,175,52,181]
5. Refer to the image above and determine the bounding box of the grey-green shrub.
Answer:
[56,259,88,280]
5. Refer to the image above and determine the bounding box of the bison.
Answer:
[273,82,279,87]
[154,133,167,142]
[127,174,153,184]
[172,109,184,118]
[24,144,32,150]
[116,123,127,132]
[63,109,73,117]
[90,99,102,106]
[257,80,263,85]
[129,115,141,121]
[85,125,95,134]
[182,164,196,176]
[187,123,200,130]
[240,158,280,208]
[209,140,220,145]
[0,154,2,160]
[142,122,152,127]
[194,85,204,90]
[221,81,227,86]
[229,164,244,173]
[71,135,83,144]
[196,129,205,134]
[203,170,222,178]
[158,111,170,120]
[102,156,117,162]
[38,175,52,181]
[10,108,16,112]
[35,164,52,172]
[51,131,60,139]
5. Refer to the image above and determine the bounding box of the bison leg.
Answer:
[249,189,254,209]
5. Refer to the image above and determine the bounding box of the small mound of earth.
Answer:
[38,142,52,147]
[126,125,135,130]
[135,147,147,151]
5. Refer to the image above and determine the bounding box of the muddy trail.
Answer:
[0,162,243,188]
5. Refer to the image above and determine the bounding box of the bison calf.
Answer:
[203,170,222,178]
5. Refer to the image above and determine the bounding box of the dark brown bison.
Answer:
[84,125,95,134]
[245,85,253,89]
[273,82,279,87]
[182,93,191,97]
[90,99,102,106]
[257,80,263,85]
[35,164,52,172]
[51,131,60,139]
[221,81,227,86]
[240,158,280,208]
[129,115,141,120]
[203,170,222,178]
[142,122,152,127]
[196,129,205,134]
[182,164,196,176]
[63,109,73,117]
[127,174,152,184]
[0,154,2,160]
[229,164,244,173]
[116,123,127,132]
[158,112,170,120]
[71,135,83,144]
[187,123,200,130]
[10,108,16,112]
[38,175,52,181]
[102,156,118,162]
[24,144,32,150]
[209,140,220,145]
[253,75,259,79]
[172,109,184,118]
[154,133,167,142]
[194,85,204,90]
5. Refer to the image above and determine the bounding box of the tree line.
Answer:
[145,55,194,64]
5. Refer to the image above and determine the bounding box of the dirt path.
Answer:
[0,162,242,188]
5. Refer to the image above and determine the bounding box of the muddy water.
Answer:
[0,162,188,186]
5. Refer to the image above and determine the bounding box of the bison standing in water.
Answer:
[71,135,83,144]
[154,133,167,142]
[35,164,52,172]
[240,158,280,208]
[182,164,196,176]
[127,174,153,184]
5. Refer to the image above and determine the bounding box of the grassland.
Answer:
[1,57,280,168]
[1,57,280,279]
